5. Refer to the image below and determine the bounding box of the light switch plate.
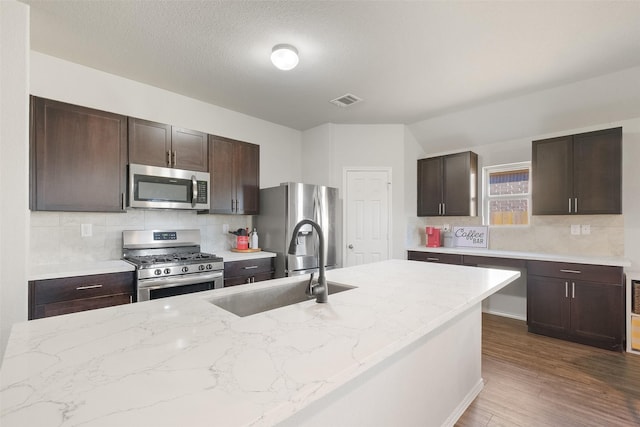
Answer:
[581,224,591,235]
[222,224,229,234]
[571,224,581,235]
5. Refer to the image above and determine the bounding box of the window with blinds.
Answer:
[483,162,531,226]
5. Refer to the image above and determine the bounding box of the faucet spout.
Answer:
[288,219,328,303]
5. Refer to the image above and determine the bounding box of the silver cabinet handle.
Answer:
[565,281,568,298]
[560,269,581,274]
[442,203,445,215]
[76,284,103,290]
[427,257,440,261]
[172,151,177,167]
[568,198,572,213]
[574,197,578,213]
[167,150,172,167]
[572,282,575,299]
[242,265,259,270]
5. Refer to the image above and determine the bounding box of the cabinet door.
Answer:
[531,135,573,215]
[573,127,622,214]
[527,275,571,334]
[171,127,208,172]
[29,271,135,320]
[443,151,477,216]
[417,157,443,216]
[128,118,171,168]
[234,141,260,215]
[31,97,127,212]
[571,280,624,349]
[209,135,236,214]
[407,251,463,265]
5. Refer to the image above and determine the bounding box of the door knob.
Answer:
[348,244,353,249]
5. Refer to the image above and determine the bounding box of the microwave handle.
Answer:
[191,175,198,208]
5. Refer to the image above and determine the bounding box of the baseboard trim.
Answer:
[441,378,484,427]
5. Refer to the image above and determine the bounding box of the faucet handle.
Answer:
[306,272,315,296]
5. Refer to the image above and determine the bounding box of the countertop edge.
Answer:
[406,246,631,267]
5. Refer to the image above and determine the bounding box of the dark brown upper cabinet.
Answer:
[128,117,208,172]
[532,127,622,215]
[208,135,259,215]
[417,151,478,216]
[30,96,127,212]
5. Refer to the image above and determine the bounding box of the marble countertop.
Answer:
[28,260,136,281]
[217,250,277,262]
[407,246,631,267]
[1,259,519,427]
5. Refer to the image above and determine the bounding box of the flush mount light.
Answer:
[271,44,299,71]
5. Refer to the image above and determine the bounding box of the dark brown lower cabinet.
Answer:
[527,261,624,351]
[224,257,275,287]
[29,271,135,320]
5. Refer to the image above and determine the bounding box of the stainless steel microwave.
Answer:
[128,163,210,210]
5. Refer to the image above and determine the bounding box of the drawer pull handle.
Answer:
[427,257,439,261]
[243,266,259,270]
[560,269,581,274]
[76,284,103,290]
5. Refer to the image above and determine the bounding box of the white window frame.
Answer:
[482,161,531,227]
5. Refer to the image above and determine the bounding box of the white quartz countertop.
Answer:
[28,260,136,281]
[1,259,519,427]
[218,250,277,262]
[407,246,631,267]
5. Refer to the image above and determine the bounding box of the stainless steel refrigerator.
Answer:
[255,182,340,278]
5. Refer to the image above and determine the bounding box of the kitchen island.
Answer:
[1,260,519,426]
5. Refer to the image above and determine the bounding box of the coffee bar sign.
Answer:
[453,226,488,248]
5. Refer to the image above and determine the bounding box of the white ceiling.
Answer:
[21,0,640,137]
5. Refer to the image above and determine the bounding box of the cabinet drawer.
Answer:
[224,257,274,278]
[407,251,463,265]
[31,272,135,305]
[526,260,623,284]
[463,255,526,269]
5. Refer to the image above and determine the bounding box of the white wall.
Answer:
[302,123,408,260]
[0,0,30,359]
[30,52,302,189]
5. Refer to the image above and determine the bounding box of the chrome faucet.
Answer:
[288,219,328,303]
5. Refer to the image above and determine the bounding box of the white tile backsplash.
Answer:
[29,210,254,266]
[411,214,624,257]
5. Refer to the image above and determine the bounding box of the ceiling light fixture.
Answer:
[271,44,299,71]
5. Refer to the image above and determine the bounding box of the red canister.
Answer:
[236,235,249,250]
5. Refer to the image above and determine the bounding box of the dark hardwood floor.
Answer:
[456,314,640,427]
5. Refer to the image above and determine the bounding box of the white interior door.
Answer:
[344,168,391,267]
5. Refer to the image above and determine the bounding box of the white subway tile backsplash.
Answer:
[29,210,253,265]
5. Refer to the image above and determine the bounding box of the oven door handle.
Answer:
[139,271,223,291]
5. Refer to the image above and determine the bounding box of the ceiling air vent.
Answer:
[329,93,363,108]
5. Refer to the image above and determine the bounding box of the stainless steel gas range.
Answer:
[122,229,224,301]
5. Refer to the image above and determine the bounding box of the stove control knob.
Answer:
[206,264,213,270]
[182,266,189,273]
[199,265,205,271]
[154,269,162,276]
[164,268,171,275]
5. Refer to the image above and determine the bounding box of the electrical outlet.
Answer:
[222,224,229,234]
[442,224,451,232]
[81,223,92,237]
[581,224,591,235]
[570,224,581,235]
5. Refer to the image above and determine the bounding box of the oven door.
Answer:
[137,270,223,302]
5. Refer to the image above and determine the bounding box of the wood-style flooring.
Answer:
[456,314,640,427]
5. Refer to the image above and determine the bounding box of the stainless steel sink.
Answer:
[208,280,356,317]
